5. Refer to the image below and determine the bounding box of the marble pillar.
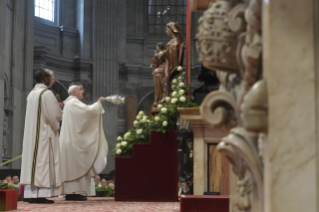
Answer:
[11,0,34,169]
[93,0,120,173]
[264,0,319,211]
[0,0,34,168]
[0,0,6,167]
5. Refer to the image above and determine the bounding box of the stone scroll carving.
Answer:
[197,0,266,211]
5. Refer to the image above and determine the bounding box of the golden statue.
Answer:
[151,22,184,107]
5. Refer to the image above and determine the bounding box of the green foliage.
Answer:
[95,186,114,197]
[0,183,23,201]
[114,68,198,157]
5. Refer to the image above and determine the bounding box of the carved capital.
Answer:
[200,91,239,129]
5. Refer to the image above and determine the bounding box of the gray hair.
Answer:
[44,68,54,75]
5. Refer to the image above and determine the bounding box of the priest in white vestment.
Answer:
[20,69,63,204]
[60,82,108,201]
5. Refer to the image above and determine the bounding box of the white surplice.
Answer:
[60,96,108,196]
[20,84,63,198]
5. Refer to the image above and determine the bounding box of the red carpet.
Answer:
[17,197,180,211]
[180,195,229,212]
[115,131,178,202]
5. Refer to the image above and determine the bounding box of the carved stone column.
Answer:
[93,0,120,173]
[196,1,265,211]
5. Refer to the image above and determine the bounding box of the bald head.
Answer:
[101,179,108,188]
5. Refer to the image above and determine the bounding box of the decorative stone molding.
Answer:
[197,0,266,211]
[218,127,263,212]
[200,91,239,129]
[196,1,246,74]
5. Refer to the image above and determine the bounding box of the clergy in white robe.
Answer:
[20,69,63,204]
[59,83,108,200]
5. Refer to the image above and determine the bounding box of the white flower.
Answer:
[171,98,177,104]
[172,85,176,89]
[124,132,131,139]
[133,120,139,126]
[138,111,144,116]
[143,115,148,120]
[178,76,183,80]
[179,89,185,95]
[116,143,121,148]
[157,104,163,110]
[117,136,123,141]
[180,96,186,102]
[116,149,122,155]
[136,129,143,134]
[165,97,171,102]
[179,82,185,87]
[121,141,127,147]
[140,119,146,123]
[171,91,177,97]
[172,79,177,84]
[177,66,183,71]
[147,120,150,123]
[161,107,167,114]
[136,115,142,120]
[162,121,168,126]
[155,116,160,121]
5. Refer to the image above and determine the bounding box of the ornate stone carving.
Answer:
[241,0,262,90]
[218,127,263,212]
[200,91,239,129]
[197,0,266,211]
[196,1,246,74]
[241,79,267,132]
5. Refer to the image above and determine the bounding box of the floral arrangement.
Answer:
[0,183,23,201]
[95,186,114,197]
[113,66,197,157]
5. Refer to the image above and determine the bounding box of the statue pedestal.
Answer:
[180,195,229,212]
[178,108,229,195]
[115,131,178,202]
[0,190,17,211]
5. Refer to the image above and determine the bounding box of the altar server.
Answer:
[20,69,63,204]
[60,82,108,201]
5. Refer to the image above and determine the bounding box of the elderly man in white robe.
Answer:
[60,82,108,201]
[20,69,63,204]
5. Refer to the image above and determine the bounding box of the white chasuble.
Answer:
[20,84,63,197]
[60,96,108,196]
